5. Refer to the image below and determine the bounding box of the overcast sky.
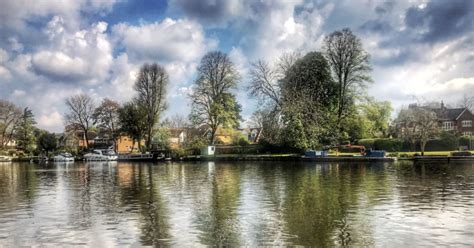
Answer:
[0,0,473,132]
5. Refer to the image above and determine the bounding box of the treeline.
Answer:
[1,28,396,155]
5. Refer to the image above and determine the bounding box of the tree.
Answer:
[189,51,241,144]
[64,94,95,148]
[249,107,282,145]
[134,63,168,151]
[118,102,147,152]
[14,107,37,154]
[162,114,189,129]
[396,106,440,155]
[248,60,282,109]
[324,28,372,131]
[0,100,22,149]
[281,51,339,149]
[36,131,57,156]
[93,98,120,150]
[359,97,392,137]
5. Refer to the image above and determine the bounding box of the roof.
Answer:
[168,128,185,137]
[431,107,466,121]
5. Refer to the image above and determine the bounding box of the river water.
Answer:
[0,161,472,247]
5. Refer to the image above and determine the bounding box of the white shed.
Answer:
[201,146,215,156]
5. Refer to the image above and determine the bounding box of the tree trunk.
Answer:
[210,127,217,145]
[84,129,90,148]
[421,140,426,156]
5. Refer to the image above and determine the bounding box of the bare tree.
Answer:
[0,100,22,149]
[396,106,440,155]
[93,98,120,149]
[190,51,241,144]
[162,114,189,129]
[64,94,95,148]
[459,93,474,110]
[277,51,300,77]
[134,63,168,151]
[248,60,281,108]
[324,28,372,128]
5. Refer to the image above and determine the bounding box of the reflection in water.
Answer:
[0,161,472,247]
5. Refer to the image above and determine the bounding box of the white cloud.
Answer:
[113,18,218,63]
[30,16,113,84]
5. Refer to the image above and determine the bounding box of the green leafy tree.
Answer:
[190,51,241,144]
[134,63,168,151]
[281,51,339,149]
[15,107,37,154]
[359,97,392,137]
[118,102,147,152]
[153,127,171,150]
[36,131,57,156]
[324,28,372,133]
[93,98,120,149]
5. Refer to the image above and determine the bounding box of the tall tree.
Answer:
[324,28,372,130]
[248,60,282,109]
[93,98,120,149]
[36,130,57,156]
[190,51,241,144]
[14,107,37,154]
[134,63,168,151]
[281,51,339,149]
[0,100,22,149]
[359,97,392,137]
[118,102,147,152]
[64,94,95,148]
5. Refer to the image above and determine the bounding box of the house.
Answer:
[116,135,144,153]
[238,128,262,143]
[168,128,187,149]
[402,102,474,136]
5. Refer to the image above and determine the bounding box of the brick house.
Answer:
[404,102,474,136]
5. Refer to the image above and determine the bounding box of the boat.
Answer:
[53,153,75,162]
[0,155,12,162]
[84,149,118,161]
[118,153,156,161]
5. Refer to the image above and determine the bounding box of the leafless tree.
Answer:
[458,93,474,110]
[0,100,22,149]
[64,94,95,148]
[396,106,440,155]
[324,28,372,127]
[162,114,189,129]
[134,63,168,151]
[190,51,241,144]
[248,60,281,108]
[277,51,300,77]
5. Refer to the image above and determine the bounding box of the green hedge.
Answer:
[356,138,402,151]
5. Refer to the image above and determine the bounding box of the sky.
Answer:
[0,0,473,133]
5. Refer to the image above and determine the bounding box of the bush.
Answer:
[357,139,375,149]
[374,138,403,152]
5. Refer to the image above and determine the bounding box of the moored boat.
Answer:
[84,149,118,161]
[0,155,13,162]
[53,153,75,162]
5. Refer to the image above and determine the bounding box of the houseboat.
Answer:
[84,149,118,161]
[53,153,75,162]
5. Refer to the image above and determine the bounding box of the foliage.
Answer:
[189,51,241,144]
[281,51,339,149]
[118,102,147,151]
[64,94,95,148]
[14,107,36,154]
[134,63,168,151]
[36,130,57,156]
[324,28,372,131]
[93,98,120,142]
[358,97,392,137]
[250,107,282,145]
[153,127,171,150]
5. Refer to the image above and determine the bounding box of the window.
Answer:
[442,121,454,131]
[462,120,472,127]
[463,131,472,136]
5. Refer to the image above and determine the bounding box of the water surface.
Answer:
[0,161,473,247]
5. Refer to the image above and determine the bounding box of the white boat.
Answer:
[53,153,75,162]
[0,155,12,162]
[84,149,118,161]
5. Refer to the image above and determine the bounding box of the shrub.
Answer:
[357,139,375,149]
[374,138,403,152]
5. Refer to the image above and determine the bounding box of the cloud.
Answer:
[404,0,473,44]
[168,0,242,26]
[113,18,218,63]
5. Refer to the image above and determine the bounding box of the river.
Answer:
[0,161,472,247]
